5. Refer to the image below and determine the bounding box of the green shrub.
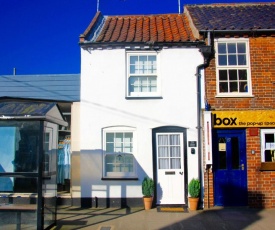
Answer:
[142,177,154,197]
[188,178,200,198]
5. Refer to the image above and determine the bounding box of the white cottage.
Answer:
[77,11,211,208]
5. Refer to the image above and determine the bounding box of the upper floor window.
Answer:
[103,127,137,178]
[127,52,160,97]
[215,39,251,96]
[261,129,275,163]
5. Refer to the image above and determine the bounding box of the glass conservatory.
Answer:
[0,100,67,229]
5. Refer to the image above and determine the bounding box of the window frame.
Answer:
[260,129,275,163]
[215,38,252,97]
[102,126,137,179]
[126,51,161,98]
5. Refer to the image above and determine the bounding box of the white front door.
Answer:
[156,133,185,205]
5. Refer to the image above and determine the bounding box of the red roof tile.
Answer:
[81,12,196,44]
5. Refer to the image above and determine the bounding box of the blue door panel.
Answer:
[213,129,248,206]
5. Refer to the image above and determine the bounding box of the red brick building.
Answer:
[185,3,275,208]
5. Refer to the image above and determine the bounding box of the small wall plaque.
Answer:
[188,141,197,147]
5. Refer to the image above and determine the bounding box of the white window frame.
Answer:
[102,126,137,178]
[215,38,252,97]
[126,51,161,98]
[260,129,275,163]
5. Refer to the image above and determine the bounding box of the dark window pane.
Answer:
[219,82,228,93]
[265,150,272,162]
[265,133,274,143]
[219,151,227,169]
[218,43,226,53]
[231,137,240,169]
[219,70,228,80]
[229,70,237,80]
[228,43,236,53]
[239,70,247,80]
[239,82,248,92]
[229,82,238,92]
[218,137,227,169]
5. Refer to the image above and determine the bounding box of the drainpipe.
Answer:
[196,42,212,208]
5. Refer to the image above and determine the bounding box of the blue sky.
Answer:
[0,0,271,75]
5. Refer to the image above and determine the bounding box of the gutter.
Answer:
[196,43,212,208]
[200,29,275,33]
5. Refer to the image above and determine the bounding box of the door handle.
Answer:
[179,172,183,175]
[240,164,244,170]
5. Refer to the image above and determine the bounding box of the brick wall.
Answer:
[203,36,275,208]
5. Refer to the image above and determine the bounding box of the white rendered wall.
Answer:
[80,47,204,198]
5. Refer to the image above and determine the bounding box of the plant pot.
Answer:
[188,197,199,211]
[143,196,153,210]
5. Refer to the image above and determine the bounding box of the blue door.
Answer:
[213,129,248,206]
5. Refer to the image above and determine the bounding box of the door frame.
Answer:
[152,126,188,206]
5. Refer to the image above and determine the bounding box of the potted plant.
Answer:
[188,178,200,210]
[142,177,154,210]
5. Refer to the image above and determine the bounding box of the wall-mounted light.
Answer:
[251,150,255,154]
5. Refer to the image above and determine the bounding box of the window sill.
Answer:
[260,162,275,171]
[126,96,163,100]
[101,177,139,181]
[215,94,254,98]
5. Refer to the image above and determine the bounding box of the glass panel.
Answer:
[219,151,227,169]
[238,55,246,65]
[159,159,169,169]
[239,82,248,92]
[218,137,227,169]
[158,147,169,157]
[228,43,236,53]
[229,82,238,92]
[148,55,157,74]
[129,76,139,93]
[218,55,227,65]
[237,43,246,53]
[219,70,228,80]
[170,158,181,169]
[218,43,226,53]
[265,133,274,143]
[231,137,240,169]
[170,147,180,157]
[106,133,114,142]
[0,121,40,174]
[229,70,237,80]
[130,56,138,74]
[239,70,247,80]
[170,134,179,145]
[148,77,157,92]
[158,135,168,145]
[219,82,228,93]
[106,143,114,153]
[228,54,237,65]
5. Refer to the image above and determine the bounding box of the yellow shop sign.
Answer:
[212,110,275,128]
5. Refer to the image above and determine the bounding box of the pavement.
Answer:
[51,206,275,230]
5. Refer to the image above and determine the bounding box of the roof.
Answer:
[0,74,80,102]
[0,100,67,126]
[185,3,275,32]
[79,12,198,45]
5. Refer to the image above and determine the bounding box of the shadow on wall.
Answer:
[80,149,150,208]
